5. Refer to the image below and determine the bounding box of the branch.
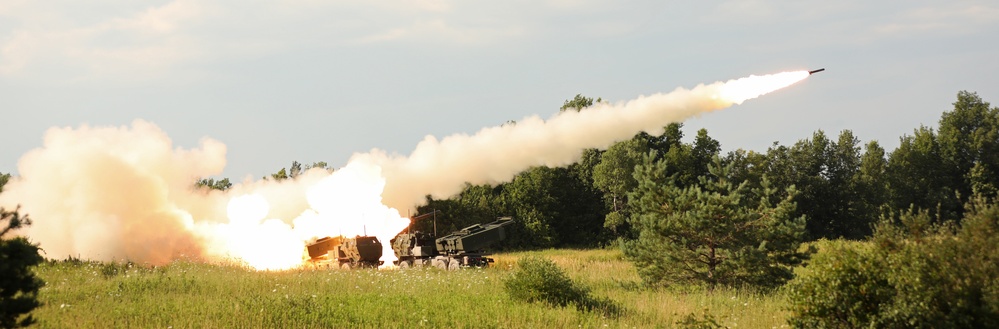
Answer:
[1,206,31,237]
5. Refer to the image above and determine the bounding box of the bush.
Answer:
[503,256,619,315]
[784,241,895,328]
[786,200,999,328]
[675,310,726,329]
[1,207,45,328]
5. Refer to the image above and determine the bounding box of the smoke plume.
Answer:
[0,121,226,264]
[0,70,809,269]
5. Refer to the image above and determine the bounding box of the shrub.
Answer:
[784,241,895,328]
[675,309,726,329]
[503,256,619,315]
[1,207,45,329]
[786,200,999,328]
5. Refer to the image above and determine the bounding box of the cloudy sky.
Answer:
[2,0,997,180]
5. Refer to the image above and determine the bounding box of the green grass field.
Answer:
[31,249,789,328]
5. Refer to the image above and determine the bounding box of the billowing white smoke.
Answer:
[0,70,808,269]
[0,121,227,264]
[0,121,407,269]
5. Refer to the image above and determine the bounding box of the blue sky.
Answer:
[2,0,997,180]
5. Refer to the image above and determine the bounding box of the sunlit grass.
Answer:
[32,249,789,328]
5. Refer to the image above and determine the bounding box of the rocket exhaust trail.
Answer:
[359,70,814,211]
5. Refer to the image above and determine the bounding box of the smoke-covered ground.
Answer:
[0,71,809,269]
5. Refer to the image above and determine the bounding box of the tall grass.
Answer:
[32,249,789,328]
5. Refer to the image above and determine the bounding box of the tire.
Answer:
[340,262,352,270]
[447,260,461,271]
[434,259,448,270]
[399,260,411,269]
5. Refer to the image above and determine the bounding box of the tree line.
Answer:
[412,91,997,246]
[2,91,995,327]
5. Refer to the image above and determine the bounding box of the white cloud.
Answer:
[13,0,992,84]
[0,0,540,82]
[0,0,207,82]
[109,0,207,34]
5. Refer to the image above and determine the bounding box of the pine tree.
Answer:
[623,156,810,289]
[1,207,44,328]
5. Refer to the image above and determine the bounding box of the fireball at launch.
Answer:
[0,70,814,270]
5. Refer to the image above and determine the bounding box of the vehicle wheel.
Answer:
[448,260,461,271]
[400,260,412,269]
[340,263,352,270]
[434,259,448,270]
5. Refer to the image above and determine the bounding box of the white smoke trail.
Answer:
[360,70,811,210]
[0,70,809,269]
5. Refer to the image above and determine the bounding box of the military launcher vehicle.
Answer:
[306,235,383,269]
[391,216,514,270]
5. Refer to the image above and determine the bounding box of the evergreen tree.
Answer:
[624,156,809,289]
[289,161,303,178]
[1,207,44,328]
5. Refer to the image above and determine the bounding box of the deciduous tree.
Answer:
[195,177,232,191]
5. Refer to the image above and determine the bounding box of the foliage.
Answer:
[885,126,958,222]
[1,207,45,328]
[885,91,999,222]
[593,138,648,233]
[0,172,10,193]
[761,130,878,239]
[938,91,999,201]
[786,197,999,328]
[675,309,727,329]
[415,184,504,236]
[270,168,289,181]
[624,156,810,289]
[593,138,647,210]
[503,256,619,315]
[195,177,232,191]
[784,240,894,328]
[592,124,717,237]
[266,161,333,181]
[559,94,602,112]
[500,166,604,248]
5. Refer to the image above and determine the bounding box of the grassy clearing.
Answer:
[32,249,789,328]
